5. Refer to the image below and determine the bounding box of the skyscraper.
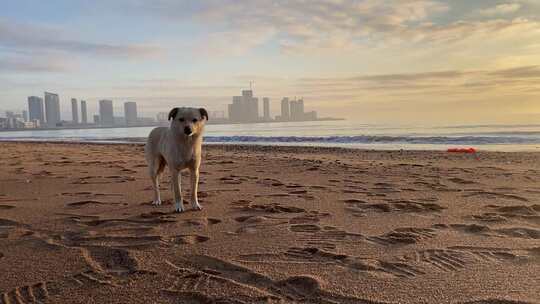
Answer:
[99,99,114,126]
[124,102,138,125]
[22,110,28,122]
[297,98,304,115]
[263,97,270,121]
[227,90,260,123]
[290,99,299,120]
[44,92,61,127]
[280,97,290,121]
[80,100,88,124]
[27,96,45,124]
[71,98,79,124]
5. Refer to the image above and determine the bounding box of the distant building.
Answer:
[263,97,270,121]
[279,97,316,122]
[98,99,114,126]
[80,100,88,124]
[22,110,28,122]
[304,111,317,120]
[280,98,290,121]
[227,90,260,123]
[44,92,61,127]
[124,102,138,125]
[156,112,168,122]
[28,96,45,124]
[290,98,305,121]
[71,98,79,124]
[93,115,100,124]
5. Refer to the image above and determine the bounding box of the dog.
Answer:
[145,107,208,212]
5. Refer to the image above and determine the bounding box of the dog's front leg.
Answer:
[190,168,202,211]
[171,169,184,212]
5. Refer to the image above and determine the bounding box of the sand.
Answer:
[0,141,539,304]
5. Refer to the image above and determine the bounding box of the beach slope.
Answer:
[0,142,539,303]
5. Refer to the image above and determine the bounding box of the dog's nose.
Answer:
[184,127,192,135]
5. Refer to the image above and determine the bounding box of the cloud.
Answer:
[193,27,276,56]
[126,0,540,58]
[0,55,75,73]
[478,3,522,16]
[488,65,540,78]
[0,19,161,58]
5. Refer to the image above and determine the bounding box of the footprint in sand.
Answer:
[462,191,529,202]
[292,226,364,250]
[471,204,540,225]
[402,246,540,274]
[451,223,540,239]
[235,202,305,214]
[165,254,391,303]
[343,198,445,216]
[184,217,222,227]
[169,235,210,245]
[366,227,438,246]
[239,247,423,279]
[66,200,122,208]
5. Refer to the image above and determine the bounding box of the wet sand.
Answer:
[0,142,539,303]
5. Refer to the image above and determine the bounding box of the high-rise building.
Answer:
[44,92,61,127]
[263,97,270,121]
[290,99,298,120]
[71,98,79,124]
[227,90,260,123]
[98,99,114,126]
[28,96,45,124]
[289,98,305,121]
[80,100,88,124]
[93,115,100,124]
[297,98,304,115]
[280,97,290,121]
[156,112,168,122]
[124,102,138,125]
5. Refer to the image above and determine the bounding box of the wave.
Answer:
[2,134,540,146]
[203,135,540,145]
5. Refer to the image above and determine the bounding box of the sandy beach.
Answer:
[0,142,539,303]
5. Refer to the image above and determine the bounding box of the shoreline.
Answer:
[2,138,540,155]
[1,138,540,153]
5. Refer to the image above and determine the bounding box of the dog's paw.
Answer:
[152,199,162,206]
[175,201,184,213]
[191,200,202,211]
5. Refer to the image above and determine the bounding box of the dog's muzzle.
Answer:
[184,127,193,136]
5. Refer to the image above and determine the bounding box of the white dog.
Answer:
[145,107,208,212]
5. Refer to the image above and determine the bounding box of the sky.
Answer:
[1,0,540,125]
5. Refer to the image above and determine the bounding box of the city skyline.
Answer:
[1,87,333,129]
[1,1,540,125]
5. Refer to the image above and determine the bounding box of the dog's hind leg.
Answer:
[171,169,184,213]
[149,157,165,205]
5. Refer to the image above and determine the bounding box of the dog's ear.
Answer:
[168,107,179,121]
[199,108,209,121]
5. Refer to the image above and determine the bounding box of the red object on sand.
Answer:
[447,147,477,153]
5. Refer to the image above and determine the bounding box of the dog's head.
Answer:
[168,107,208,137]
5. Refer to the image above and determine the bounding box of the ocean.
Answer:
[1,120,540,151]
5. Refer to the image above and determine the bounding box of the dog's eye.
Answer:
[179,118,184,122]
[192,118,198,123]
